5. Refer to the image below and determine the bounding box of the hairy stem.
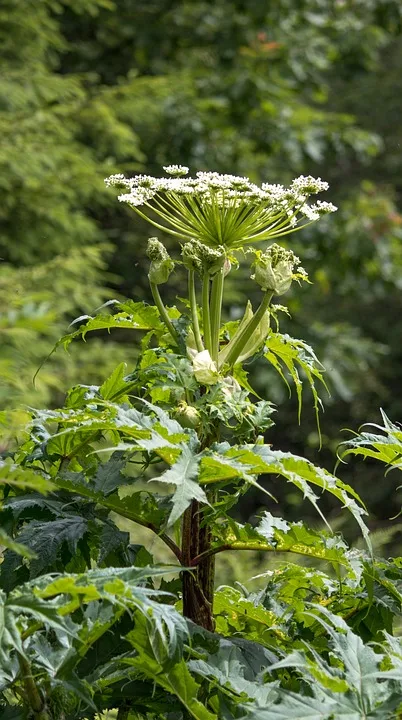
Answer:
[209,269,224,363]
[18,654,49,719]
[202,273,212,353]
[181,501,214,631]
[188,269,204,352]
[224,290,273,367]
[190,544,232,566]
[150,281,179,344]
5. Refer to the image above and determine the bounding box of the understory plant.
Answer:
[1,167,401,719]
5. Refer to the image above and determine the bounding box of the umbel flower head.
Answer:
[105,166,337,250]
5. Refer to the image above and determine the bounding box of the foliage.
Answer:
[2,1,402,716]
[2,0,402,541]
[341,410,402,473]
[1,163,402,718]
[0,247,139,410]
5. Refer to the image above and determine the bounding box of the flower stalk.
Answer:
[149,282,179,345]
[188,269,204,352]
[209,268,225,363]
[202,273,212,353]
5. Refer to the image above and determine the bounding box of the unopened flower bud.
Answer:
[221,376,241,397]
[182,239,225,276]
[147,237,174,285]
[251,244,301,296]
[192,349,219,385]
[174,401,201,429]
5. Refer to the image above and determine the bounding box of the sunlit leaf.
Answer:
[264,332,328,433]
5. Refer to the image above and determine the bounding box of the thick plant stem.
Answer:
[198,488,216,612]
[188,269,204,352]
[18,654,50,720]
[181,500,214,631]
[209,269,224,363]
[224,290,274,368]
[202,273,212,353]
[150,281,179,345]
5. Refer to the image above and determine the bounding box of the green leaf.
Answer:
[240,693,341,719]
[32,402,186,465]
[126,613,217,720]
[2,494,65,520]
[59,301,165,350]
[199,446,277,502]
[0,587,74,666]
[0,460,54,494]
[212,513,353,569]
[92,453,128,496]
[188,639,277,709]
[0,531,36,559]
[340,410,402,474]
[258,606,402,720]
[210,444,370,544]
[34,567,189,656]
[11,516,88,577]
[99,362,137,401]
[154,444,207,525]
[53,472,170,532]
[213,585,288,649]
[264,332,328,433]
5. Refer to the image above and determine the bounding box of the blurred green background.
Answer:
[1,0,402,555]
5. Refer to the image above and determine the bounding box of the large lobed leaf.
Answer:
[210,512,354,569]
[263,331,328,431]
[340,409,402,474]
[199,443,370,544]
[57,300,166,350]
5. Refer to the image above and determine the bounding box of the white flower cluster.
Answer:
[105,168,337,248]
[163,165,189,176]
[300,200,338,221]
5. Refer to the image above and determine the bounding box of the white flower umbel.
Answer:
[105,168,337,250]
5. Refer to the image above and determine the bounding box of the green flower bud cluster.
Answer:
[174,401,201,429]
[251,244,303,296]
[147,237,174,285]
[182,239,226,276]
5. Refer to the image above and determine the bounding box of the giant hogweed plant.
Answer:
[1,168,402,719]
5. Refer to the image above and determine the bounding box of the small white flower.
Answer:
[291,175,329,194]
[163,165,189,176]
[105,174,130,188]
[300,203,320,221]
[313,200,338,215]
